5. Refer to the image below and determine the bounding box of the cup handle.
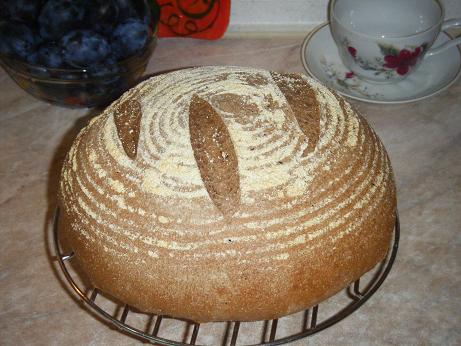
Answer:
[426,18,461,56]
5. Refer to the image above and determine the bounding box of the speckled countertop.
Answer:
[1,34,460,346]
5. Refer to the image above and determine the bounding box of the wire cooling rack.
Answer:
[53,208,399,345]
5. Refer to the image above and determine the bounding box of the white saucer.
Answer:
[301,23,461,104]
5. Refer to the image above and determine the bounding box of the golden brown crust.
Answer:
[59,66,396,322]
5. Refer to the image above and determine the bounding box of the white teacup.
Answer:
[330,0,461,83]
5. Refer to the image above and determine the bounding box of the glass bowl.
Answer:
[0,37,156,108]
[0,0,159,108]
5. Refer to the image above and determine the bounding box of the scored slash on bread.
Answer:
[271,72,321,156]
[113,97,143,160]
[189,94,241,218]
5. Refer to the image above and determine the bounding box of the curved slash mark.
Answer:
[189,94,240,217]
[113,97,143,160]
[271,72,321,156]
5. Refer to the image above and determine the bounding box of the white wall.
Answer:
[228,0,461,32]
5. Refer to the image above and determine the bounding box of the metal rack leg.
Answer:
[120,305,130,323]
[269,319,278,342]
[152,316,163,337]
[310,306,318,329]
[190,323,200,345]
[230,322,240,346]
[90,289,99,302]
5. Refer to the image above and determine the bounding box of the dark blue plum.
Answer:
[27,42,64,68]
[61,29,111,68]
[0,20,38,60]
[87,1,120,36]
[92,22,115,36]
[38,0,87,40]
[87,0,119,33]
[114,0,141,21]
[111,18,149,60]
[6,0,41,22]
[26,51,38,64]
[88,57,120,78]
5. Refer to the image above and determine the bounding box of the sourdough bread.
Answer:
[59,66,396,322]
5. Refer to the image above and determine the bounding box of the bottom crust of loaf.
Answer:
[60,205,395,323]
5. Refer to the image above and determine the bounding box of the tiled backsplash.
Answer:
[228,0,461,32]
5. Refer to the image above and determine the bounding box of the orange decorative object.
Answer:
[156,0,231,39]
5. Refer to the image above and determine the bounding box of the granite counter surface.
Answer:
[0,34,460,346]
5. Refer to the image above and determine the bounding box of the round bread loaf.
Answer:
[59,66,396,323]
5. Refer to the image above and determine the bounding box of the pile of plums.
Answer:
[0,0,158,107]
[0,0,155,72]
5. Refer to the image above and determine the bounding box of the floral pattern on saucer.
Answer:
[319,56,384,99]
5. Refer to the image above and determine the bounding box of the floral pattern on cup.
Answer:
[319,56,384,99]
[344,39,429,80]
[380,43,427,75]
[348,46,357,58]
